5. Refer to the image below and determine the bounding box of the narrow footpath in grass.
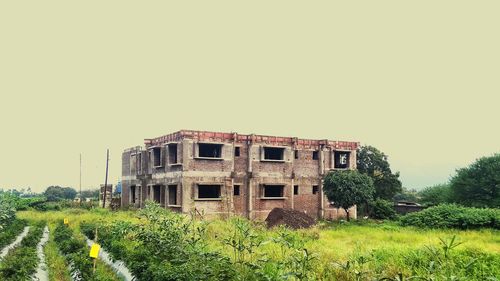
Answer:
[0,226,30,259]
[33,225,50,281]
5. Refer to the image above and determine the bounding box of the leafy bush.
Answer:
[54,222,117,280]
[369,199,397,219]
[0,220,27,249]
[450,153,500,208]
[0,194,17,230]
[400,204,500,229]
[0,221,45,280]
[82,202,236,281]
[418,183,453,206]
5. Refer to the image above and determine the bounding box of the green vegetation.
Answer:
[401,204,500,230]
[324,170,375,221]
[53,221,120,281]
[0,221,45,280]
[368,199,396,220]
[44,186,78,201]
[357,145,402,200]
[17,204,498,281]
[44,226,72,281]
[418,183,453,206]
[0,220,27,249]
[450,153,500,208]
[0,193,18,230]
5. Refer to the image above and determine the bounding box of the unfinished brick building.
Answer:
[121,130,359,220]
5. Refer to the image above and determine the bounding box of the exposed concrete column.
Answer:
[139,185,143,208]
[181,139,191,171]
[164,185,168,209]
[319,178,325,219]
[319,145,325,176]
[247,177,253,219]
[247,136,255,219]
[181,181,189,213]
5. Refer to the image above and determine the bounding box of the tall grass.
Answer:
[18,208,500,280]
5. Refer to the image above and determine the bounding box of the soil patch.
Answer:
[265,208,316,229]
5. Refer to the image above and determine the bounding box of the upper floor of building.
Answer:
[122,130,359,178]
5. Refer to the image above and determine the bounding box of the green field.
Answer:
[14,206,500,281]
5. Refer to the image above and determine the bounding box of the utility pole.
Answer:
[102,149,109,208]
[79,153,82,207]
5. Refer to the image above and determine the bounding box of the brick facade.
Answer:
[121,130,359,220]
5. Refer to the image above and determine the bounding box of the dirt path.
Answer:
[32,226,50,281]
[85,237,135,281]
[0,226,30,259]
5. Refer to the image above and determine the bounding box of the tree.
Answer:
[323,170,375,221]
[357,145,402,200]
[418,183,452,206]
[369,199,397,219]
[450,154,500,208]
[80,189,99,199]
[393,187,418,202]
[44,186,77,201]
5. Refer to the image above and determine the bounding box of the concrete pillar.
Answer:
[319,178,325,219]
[247,178,253,219]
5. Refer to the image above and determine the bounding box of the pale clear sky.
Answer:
[1,1,499,193]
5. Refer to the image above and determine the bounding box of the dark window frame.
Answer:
[233,185,240,196]
[333,151,350,169]
[152,147,163,167]
[234,147,241,157]
[168,184,178,206]
[262,185,285,198]
[262,147,285,161]
[197,184,222,200]
[197,143,223,159]
[312,150,319,160]
[168,143,180,165]
[312,185,319,195]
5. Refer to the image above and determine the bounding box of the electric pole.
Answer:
[80,153,82,207]
[103,149,109,208]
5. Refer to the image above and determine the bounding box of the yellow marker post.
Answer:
[89,243,100,258]
[63,218,69,225]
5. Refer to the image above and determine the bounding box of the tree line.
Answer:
[324,146,499,220]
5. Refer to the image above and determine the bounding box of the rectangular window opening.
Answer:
[152,147,162,167]
[294,150,299,159]
[130,154,137,174]
[198,143,223,158]
[168,185,177,205]
[334,151,350,169]
[234,147,240,157]
[130,185,136,203]
[312,151,319,160]
[198,184,221,199]
[293,185,299,195]
[168,144,178,164]
[312,185,319,195]
[263,185,284,198]
[233,185,240,196]
[137,153,142,174]
[263,147,285,161]
[153,185,161,203]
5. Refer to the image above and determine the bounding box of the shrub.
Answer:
[54,222,116,280]
[400,204,499,229]
[82,202,236,281]
[369,199,397,220]
[0,221,46,281]
[0,219,27,249]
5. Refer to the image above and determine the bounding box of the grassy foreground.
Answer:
[18,208,500,280]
